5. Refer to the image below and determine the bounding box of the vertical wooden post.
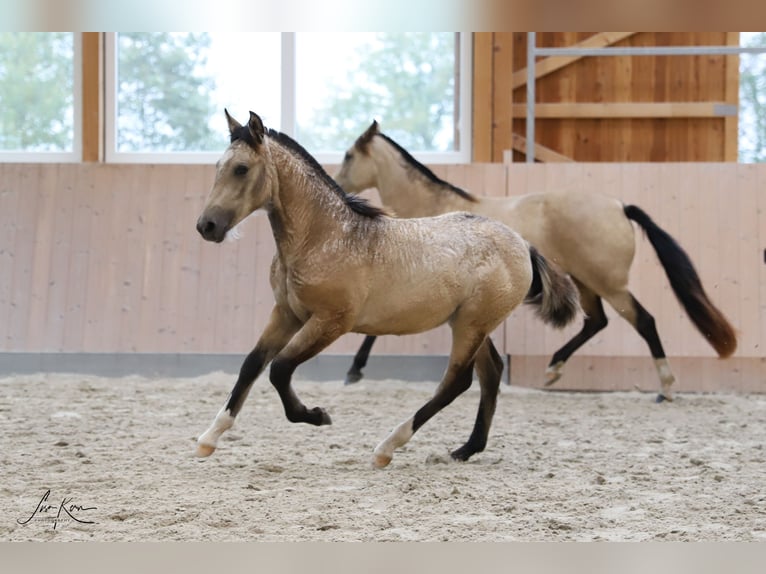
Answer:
[472,33,494,162]
[81,32,102,162]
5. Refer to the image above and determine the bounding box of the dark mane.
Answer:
[265,129,387,219]
[377,133,478,203]
[229,125,385,219]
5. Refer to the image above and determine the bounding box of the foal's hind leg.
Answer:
[344,335,377,385]
[451,337,504,462]
[372,333,485,468]
[546,282,608,385]
[603,290,676,402]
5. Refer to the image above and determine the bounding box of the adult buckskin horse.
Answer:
[194,111,580,467]
[335,121,737,402]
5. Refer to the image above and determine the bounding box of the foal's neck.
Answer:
[371,137,472,217]
[267,141,364,253]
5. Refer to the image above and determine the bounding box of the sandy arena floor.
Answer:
[1,371,765,541]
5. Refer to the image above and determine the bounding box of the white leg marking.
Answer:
[195,407,236,457]
[372,416,414,469]
[654,358,676,401]
[544,361,565,386]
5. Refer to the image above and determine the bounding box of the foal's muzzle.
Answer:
[196,208,232,243]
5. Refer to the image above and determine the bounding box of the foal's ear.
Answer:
[247,111,266,145]
[224,108,242,135]
[357,120,380,149]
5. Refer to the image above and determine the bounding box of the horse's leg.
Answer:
[344,335,377,385]
[545,283,608,385]
[372,332,485,469]
[196,305,302,457]
[450,337,504,461]
[269,314,351,425]
[603,290,675,403]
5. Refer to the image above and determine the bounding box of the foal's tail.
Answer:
[524,245,581,329]
[623,204,737,358]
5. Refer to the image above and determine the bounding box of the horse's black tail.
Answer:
[524,245,581,329]
[623,204,737,358]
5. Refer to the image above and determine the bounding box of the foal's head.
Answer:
[334,120,380,194]
[197,110,272,243]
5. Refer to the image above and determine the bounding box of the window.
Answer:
[104,32,470,164]
[0,32,81,162]
[739,32,766,162]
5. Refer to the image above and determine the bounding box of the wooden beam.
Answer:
[511,102,738,119]
[492,33,514,163]
[472,33,494,162]
[511,133,574,162]
[81,32,101,162]
[724,32,740,162]
[512,32,637,90]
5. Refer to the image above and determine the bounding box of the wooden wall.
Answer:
[473,32,740,163]
[0,163,763,392]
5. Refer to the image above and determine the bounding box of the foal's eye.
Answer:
[343,152,352,162]
[233,164,249,176]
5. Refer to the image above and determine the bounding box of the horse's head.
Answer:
[334,120,380,194]
[196,110,273,243]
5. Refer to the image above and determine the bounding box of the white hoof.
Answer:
[544,362,565,386]
[195,442,217,458]
[372,452,392,469]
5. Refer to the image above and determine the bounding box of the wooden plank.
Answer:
[82,166,114,351]
[758,167,766,365]
[492,33,514,163]
[62,164,93,351]
[81,32,101,162]
[177,166,205,353]
[512,32,637,89]
[25,166,57,350]
[43,165,77,350]
[0,166,21,350]
[511,102,737,119]
[735,164,760,356]
[6,166,42,350]
[138,165,173,352]
[511,133,574,162]
[115,168,145,353]
[472,33,494,162]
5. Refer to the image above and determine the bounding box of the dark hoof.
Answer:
[310,406,332,426]
[450,446,472,462]
[344,369,363,385]
[655,393,668,404]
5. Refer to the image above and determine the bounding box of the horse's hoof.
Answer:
[344,370,363,385]
[544,362,564,386]
[450,447,471,462]
[372,453,392,469]
[195,443,216,458]
[311,407,332,425]
[655,393,673,404]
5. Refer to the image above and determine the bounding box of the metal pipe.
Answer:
[526,32,536,163]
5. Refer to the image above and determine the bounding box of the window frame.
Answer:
[103,32,472,165]
[0,33,83,163]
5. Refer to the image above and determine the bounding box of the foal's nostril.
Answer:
[196,218,216,239]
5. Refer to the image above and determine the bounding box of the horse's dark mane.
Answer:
[230,125,386,220]
[377,133,478,203]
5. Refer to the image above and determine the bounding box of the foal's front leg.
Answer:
[195,306,301,457]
